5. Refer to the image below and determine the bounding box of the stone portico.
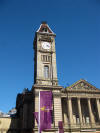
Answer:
[61,79,100,132]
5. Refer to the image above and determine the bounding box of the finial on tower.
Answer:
[41,21,47,24]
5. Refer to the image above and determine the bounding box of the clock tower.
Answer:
[33,22,58,86]
[33,22,62,129]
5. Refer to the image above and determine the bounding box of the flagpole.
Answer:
[38,91,40,133]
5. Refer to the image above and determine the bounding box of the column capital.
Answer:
[96,98,99,101]
[68,97,72,100]
[77,97,81,100]
[87,98,91,100]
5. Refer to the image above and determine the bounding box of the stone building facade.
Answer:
[0,22,100,133]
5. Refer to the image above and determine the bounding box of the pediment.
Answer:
[37,22,55,34]
[66,79,99,91]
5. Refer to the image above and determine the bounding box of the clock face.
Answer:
[42,42,51,50]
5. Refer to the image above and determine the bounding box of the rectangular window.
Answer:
[44,66,49,78]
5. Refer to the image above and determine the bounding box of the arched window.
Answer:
[44,66,49,78]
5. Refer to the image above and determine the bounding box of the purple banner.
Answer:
[58,121,64,133]
[40,91,52,131]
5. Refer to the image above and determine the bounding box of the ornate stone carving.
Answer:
[72,81,97,91]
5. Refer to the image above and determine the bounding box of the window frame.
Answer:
[44,65,49,79]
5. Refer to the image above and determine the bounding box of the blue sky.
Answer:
[0,0,100,113]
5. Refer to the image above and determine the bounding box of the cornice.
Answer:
[33,84,63,90]
[66,89,100,93]
[38,49,54,54]
[36,32,56,37]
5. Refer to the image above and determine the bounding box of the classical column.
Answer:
[77,98,82,125]
[96,98,100,122]
[87,98,95,125]
[67,97,73,125]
